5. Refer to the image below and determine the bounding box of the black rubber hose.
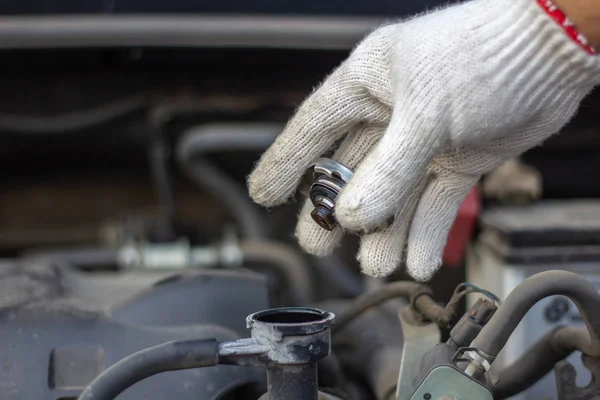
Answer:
[0,95,148,134]
[176,124,281,239]
[148,121,178,240]
[78,338,219,400]
[471,270,600,360]
[332,281,432,333]
[491,327,572,399]
[182,157,268,239]
[240,240,314,305]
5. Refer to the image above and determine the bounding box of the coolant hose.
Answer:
[472,270,600,361]
[491,326,572,399]
[240,240,314,305]
[176,123,281,239]
[78,338,218,400]
[492,325,599,399]
[0,94,149,134]
[332,281,438,333]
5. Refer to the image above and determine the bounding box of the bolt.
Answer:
[311,203,336,231]
[423,394,432,400]
[464,361,485,378]
[462,350,491,379]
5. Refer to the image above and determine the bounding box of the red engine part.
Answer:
[442,186,481,267]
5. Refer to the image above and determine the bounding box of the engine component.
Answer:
[470,270,600,370]
[333,279,498,335]
[447,299,499,381]
[409,365,493,400]
[176,123,282,239]
[396,306,441,400]
[78,338,220,400]
[117,233,242,271]
[332,281,440,333]
[554,355,600,400]
[78,307,335,400]
[453,347,492,379]
[300,158,353,231]
[0,262,269,400]
[319,299,405,400]
[322,279,500,400]
[406,298,499,400]
[448,298,496,349]
[397,271,600,400]
[25,238,315,306]
[6,254,600,400]
[220,307,335,400]
[490,326,600,399]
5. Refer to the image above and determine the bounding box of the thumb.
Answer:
[336,103,447,232]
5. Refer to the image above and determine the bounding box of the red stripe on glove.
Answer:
[537,0,596,55]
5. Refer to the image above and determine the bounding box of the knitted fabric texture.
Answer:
[249,0,600,282]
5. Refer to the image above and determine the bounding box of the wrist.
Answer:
[552,0,600,51]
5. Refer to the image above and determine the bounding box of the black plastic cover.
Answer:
[0,263,269,399]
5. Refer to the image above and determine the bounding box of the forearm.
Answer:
[555,0,600,49]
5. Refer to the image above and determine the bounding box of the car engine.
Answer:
[2,2,600,399]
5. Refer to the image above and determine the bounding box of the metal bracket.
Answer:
[555,356,600,400]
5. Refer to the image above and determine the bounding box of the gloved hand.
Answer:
[248,0,600,281]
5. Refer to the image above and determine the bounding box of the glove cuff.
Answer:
[536,0,595,55]
[448,0,600,90]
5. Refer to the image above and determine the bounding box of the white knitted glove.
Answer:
[248,0,600,282]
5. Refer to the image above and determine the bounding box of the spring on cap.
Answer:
[299,158,354,231]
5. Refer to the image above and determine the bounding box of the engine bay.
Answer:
[2,31,600,400]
